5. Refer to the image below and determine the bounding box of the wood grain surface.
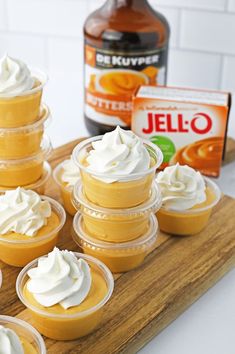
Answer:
[0,137,235,354]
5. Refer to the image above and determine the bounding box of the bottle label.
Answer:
[84,44,168,127]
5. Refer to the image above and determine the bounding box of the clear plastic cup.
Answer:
[0,69,48,128]
[0,196,66,267]
[73,213,158,273]
[16,252,114,340]
[0,103,50,159]
[72,135,163,208]
[0,161,51,195]
[0,135,52,187]
[0,315,46,353]
[53,160,79,216]
[156,177,221,236]
[73,179,162,242]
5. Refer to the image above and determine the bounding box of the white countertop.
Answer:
[46,78,235,354]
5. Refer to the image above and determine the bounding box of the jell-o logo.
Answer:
[142,112,212,135]
[132,85,231,177]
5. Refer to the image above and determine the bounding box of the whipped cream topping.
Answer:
[86,126,150,183]
[61,158,80,187]
[0,325,24,354]
[156,163,206,211]
[0,187,51,237]
[0,54,34,96]
[27,247,92,309]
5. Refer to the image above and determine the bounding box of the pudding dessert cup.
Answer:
[0,315,46,353]
[16,252,114,340]
[156,164,221,236]
[0,195,66,267]
[73,180,162,242]
[0,103,50,159]
[0,161,51,195]
[0,135,52,187]
[53,158,80,216]
[72,135,163,208]
[0,69,47,128]
[73,213,158,273]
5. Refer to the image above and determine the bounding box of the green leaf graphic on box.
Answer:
[150,136,176,163]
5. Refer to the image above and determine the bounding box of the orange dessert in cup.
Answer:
[0,54,47,128]
[0,103,50,159]
[73,179,161,242]
[0,315,46,354]
[72,126,163,208]
[0,161,51,195]
[16,248,114,340]
[53,157,80,215]
[0,135,52,187]
[156,163,221,236]
[73,213,158,273]
[0,188,66,267]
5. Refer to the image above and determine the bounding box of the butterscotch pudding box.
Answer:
[132,85,231,177]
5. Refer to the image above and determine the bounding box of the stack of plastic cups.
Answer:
[0,69,52,195]
[71,136,163,273]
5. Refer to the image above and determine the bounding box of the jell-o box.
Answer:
[132,86,231,177]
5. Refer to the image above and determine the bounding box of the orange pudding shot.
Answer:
[16,248,114,340]
[0,54,47,128]
[0,188,66,267]
[53,157,80,216]
[72,126,163,208]
[0,135,52,187]
[73,179,161,243]
[73,213,158,273]
[0,315,46,354]
[0,103,50,159]
[0,161,51,195]
[156,164,221,236]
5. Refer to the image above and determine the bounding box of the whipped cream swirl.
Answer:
[86,126,150,183]
[0,325,24,354]
[156,163,206,211]
[0,187,51,237]
[0,54,34,96]
[61,158,80,187]
[27,248,92,309]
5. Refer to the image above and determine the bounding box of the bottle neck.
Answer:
[108,0,149,8]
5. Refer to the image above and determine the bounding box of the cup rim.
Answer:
[158,177,221,214]
[0,134,52,164]
[0,161,51,194]
[0,68,48,99]
[73,212,158,250]
[0,195,66,244]
[53,159,80,192]
[16,252,114,319]
[72,135,163,181]
[0,315,46,353]
[72,180,162,218]
[0,103,50,133]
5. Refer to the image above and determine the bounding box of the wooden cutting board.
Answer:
[1,137,235,354]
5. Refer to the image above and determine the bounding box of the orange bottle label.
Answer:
[84,44,167,127]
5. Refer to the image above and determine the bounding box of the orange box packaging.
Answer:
[132,85,231,177]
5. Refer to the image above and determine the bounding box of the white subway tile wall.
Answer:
[0,0,234,144]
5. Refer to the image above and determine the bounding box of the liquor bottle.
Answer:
[84,0,170,135]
